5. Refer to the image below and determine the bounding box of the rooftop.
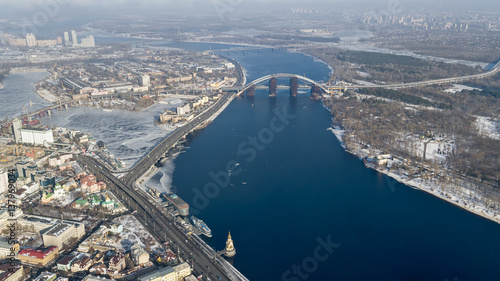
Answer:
[18,246,57,260]
[57,254,76,266]
[34,271,57,281]
[139,266,174,281]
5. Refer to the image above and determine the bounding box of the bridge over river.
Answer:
[119,59,500,183]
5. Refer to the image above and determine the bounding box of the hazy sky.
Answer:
[0,0,498,12]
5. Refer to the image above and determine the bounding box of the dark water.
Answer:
[163,49,500,281]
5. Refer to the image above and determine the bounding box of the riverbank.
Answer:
[326,117,500,224]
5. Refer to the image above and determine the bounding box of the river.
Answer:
[149,46,500,281]
[0,71,50,121]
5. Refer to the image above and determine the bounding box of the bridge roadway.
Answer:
[208,43,309,54]
[6,100,73,124]
[77,155,247,281]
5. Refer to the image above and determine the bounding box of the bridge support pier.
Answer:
[245,85,255,97]
[269,77,277,97]
[311,84,323,101]
[290,77,298,97]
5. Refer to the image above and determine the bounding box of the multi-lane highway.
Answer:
[77,155,248,281]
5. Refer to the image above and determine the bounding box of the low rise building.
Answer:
[159,111,192,124]
[80,175,106,194]
[108,252,126,275]
[82,275,113,281]
[0,263,23,281]
[138,266,174,281]
[71,256,93,272]
[130,243,149,266]
[173,263,191,280]
[42,220,85,250]
[138,263,191,281]
[33,271,57,281]
[56,254,77,271]
[18,246,59,266]
[0,241,20,259]
[163,194,189,216]
[48,154,73,167]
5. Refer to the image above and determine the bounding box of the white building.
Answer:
[176,103,191,115]
[26,33,37,47]
[20,128,54,146]
[139,74,150,86]
[71,30,78,46]
[81,35,95,48]
[63,32,70,46]
[0,169,8,194]
[22,181,40,196]
[12,118,23,143]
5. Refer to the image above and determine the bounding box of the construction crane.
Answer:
[51,63,58,79]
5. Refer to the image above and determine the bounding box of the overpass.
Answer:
[345,63,500,91]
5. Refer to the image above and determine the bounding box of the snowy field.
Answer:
[113,215,162,251]
[444,84,482,94]
[476,116,500,140]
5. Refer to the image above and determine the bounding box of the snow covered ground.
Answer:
[113,215,162,251]
[376,165,500,224]
[352,79,377,86]
[327,125,346,149]
[418,138,455,162]
[476,116,500,140]
[444,84,482,94]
